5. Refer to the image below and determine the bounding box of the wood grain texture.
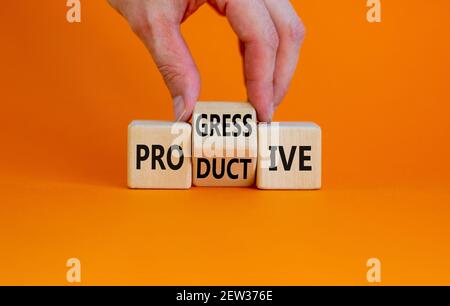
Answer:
[192,102,257,187]
[128,121,192,189]
[257,122,322,190]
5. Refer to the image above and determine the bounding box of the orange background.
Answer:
[1,0,450,285]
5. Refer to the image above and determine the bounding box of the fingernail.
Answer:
[173,96,186,122]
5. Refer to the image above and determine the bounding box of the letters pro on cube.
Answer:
[128,121,192,189]
[128,102,321,190]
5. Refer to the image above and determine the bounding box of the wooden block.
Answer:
[128,121,192,189]
[192,102,257,187]
[257,122,322,190]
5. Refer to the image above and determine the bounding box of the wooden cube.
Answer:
[257,122,322,190]
[128,121,192,189]
[192,102,257,187]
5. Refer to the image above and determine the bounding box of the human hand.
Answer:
[108,0,305,122]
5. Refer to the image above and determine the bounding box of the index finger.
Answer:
[210,0,279,122]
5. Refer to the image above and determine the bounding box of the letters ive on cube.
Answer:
[192,102,257,187]
[128,121,192,189]
[257,122,321,190]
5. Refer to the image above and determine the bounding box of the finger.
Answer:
[129,8,200,122]
[211,0,279,122]
[264,0,305,108]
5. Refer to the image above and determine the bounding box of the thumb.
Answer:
[133,17,200,121]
